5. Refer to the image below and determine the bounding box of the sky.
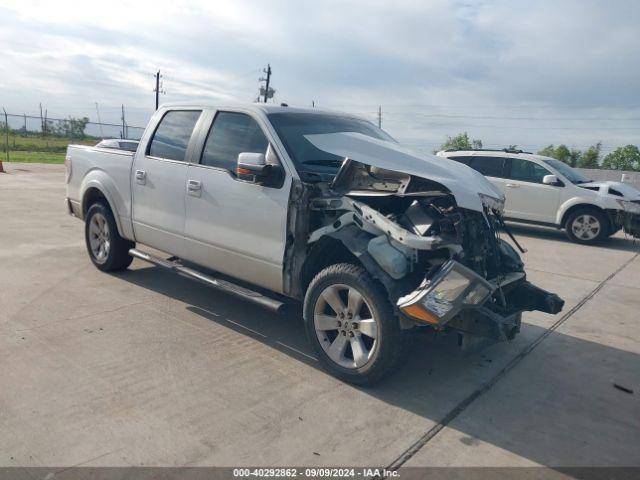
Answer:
[1,0,639,155]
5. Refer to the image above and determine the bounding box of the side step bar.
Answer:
[129,248,286,313]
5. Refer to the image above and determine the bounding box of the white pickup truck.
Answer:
[66,103,563,384]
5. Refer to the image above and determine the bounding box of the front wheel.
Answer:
[303,263,406,385]
[85,202,134,271]
[565,208,609,244]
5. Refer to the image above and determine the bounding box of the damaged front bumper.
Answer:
[619,211,640,238]
[398,260,564,341]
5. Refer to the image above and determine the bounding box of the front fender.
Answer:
[555,195,617,225]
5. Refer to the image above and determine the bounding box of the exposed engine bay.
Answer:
[284,155,564,347]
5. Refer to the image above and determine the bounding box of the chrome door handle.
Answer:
[187,179,202,197]
[506,183,519,188]
[135,169,146,185]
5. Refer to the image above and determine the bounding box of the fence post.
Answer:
[1,107,8,172]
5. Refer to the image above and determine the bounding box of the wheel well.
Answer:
[300,237,363,293]
[561,204,608,229]
[82,187,108,216]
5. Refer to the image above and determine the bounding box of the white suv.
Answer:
[437,149,640,244]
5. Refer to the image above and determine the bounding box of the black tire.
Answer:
[303,263,406,385]
[85,202,134,271]
[564,208,610,245]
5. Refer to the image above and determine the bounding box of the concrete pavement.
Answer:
[1,163,638,469]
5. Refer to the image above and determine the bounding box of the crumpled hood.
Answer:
[305,132,504,212]
[579,180,640,200]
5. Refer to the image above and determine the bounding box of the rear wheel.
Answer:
[85,202,134,271]
[303,263,406,385]
[565,208,609,244]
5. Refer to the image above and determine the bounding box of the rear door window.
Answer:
[466,156,506,178]
[201,112,269,171]
[508,158,552,183]
[148,110,202,161]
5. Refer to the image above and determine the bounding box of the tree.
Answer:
[555,145,571,164]
[537,144,582,167]
[538,145,556,158]
[440,132,483,151]
[577,142,601,169]
[46,116,90,138]
[568,148,582,167]
[602,145,640,171]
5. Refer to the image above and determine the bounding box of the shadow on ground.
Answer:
[506,223,640,253]
[117,265,640,467]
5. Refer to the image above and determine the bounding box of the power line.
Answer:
[377,112,640,122]
[375,120,640,130]
[3,112,145,129]
[321,103,640,110]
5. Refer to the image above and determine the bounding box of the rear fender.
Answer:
[80,171,132,239]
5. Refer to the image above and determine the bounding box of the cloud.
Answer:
[0,0,638,152]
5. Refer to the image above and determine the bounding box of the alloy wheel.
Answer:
[314,284,379,369]
[88,212,111,263]
[571,214,601,241]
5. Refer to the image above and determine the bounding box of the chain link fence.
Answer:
[1,112,145,162]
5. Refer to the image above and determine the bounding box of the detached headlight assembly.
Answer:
[399,260,494,325]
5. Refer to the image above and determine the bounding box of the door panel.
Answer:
[503,158,561,223]
[132,157,188,256]
[503,181,561,222]
[132,109,202,256]
[183,164,290,293]
[182,110,291,293]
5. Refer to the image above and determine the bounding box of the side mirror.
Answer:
[542,174,560,186]
[237,152,270,182]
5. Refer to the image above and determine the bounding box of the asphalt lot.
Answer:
[1,163,639,470]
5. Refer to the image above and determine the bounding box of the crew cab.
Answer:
[437,149,640,244]
[65,104,563,384]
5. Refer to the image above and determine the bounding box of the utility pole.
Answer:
[263,64,271,103]
[121,105,126,139]
[154,70,164,110]
[44,109,48,136]
[377,105,382,129]
[258,64,274,103]
[95,102,105,138]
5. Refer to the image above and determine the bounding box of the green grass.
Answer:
[0,133,99,164]
[2,151,66,163]
[2,133,97,153]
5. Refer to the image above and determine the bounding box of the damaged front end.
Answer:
[296,133,564,349]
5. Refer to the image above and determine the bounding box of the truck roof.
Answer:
[159,101,354,117]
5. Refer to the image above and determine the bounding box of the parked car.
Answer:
[95,138,139,152]
[437,149,640,244]
[65,104,563,384]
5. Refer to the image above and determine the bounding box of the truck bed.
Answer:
[66,144,135,236]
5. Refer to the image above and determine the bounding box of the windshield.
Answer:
[542,158,591,184]
[268,112,395,179]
